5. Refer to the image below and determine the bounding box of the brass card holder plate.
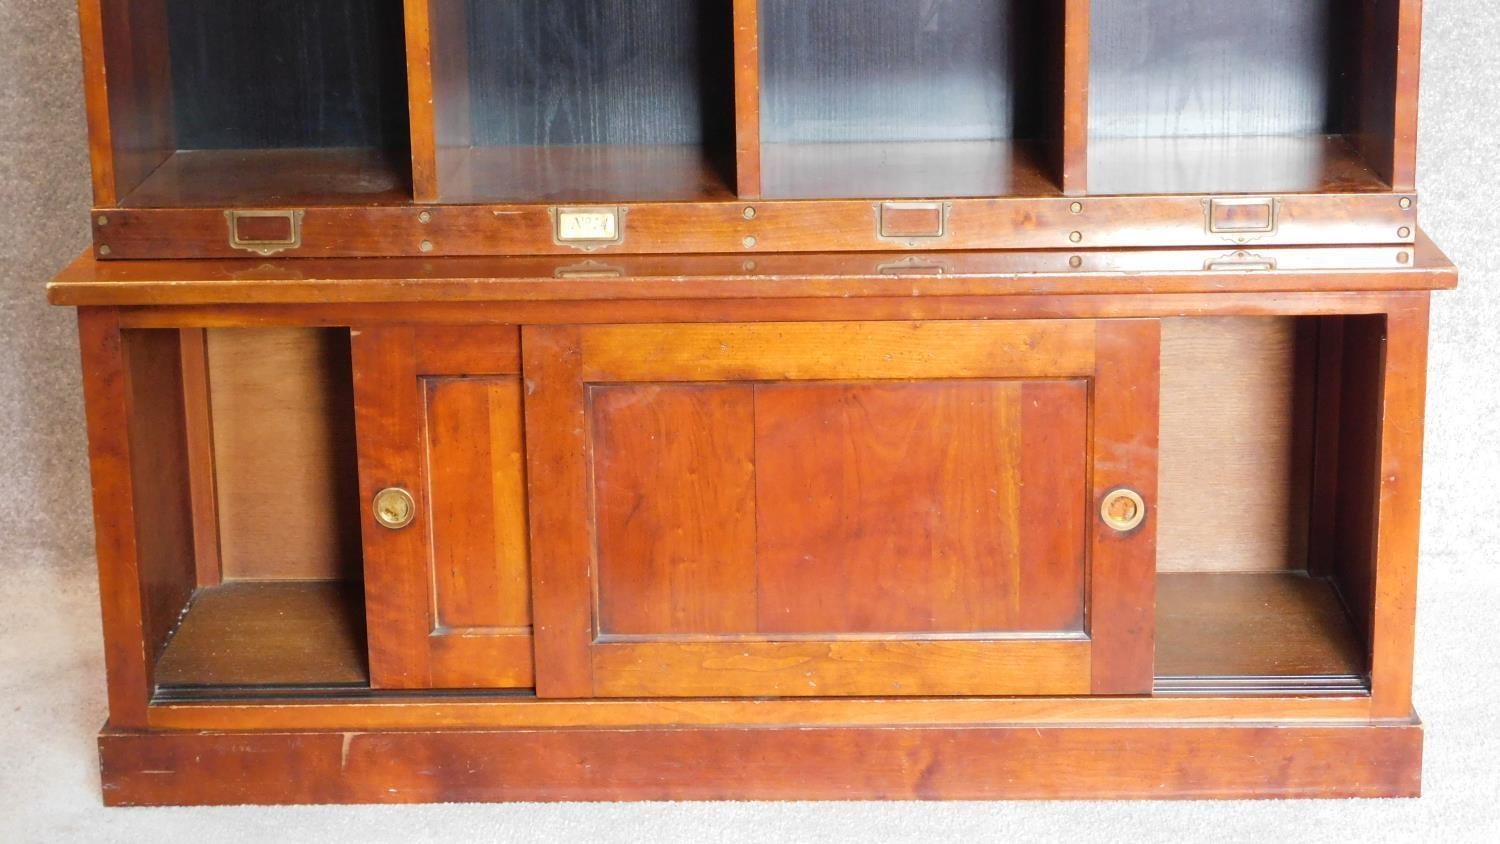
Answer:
[878,201,950,244]
[225,209,304,256]
[551,207,626,251]
[1205,197,1280,243]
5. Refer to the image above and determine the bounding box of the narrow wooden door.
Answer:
[524,319,1160,698]
[352,326,533,689]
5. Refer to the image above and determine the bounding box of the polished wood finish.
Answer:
[85,191,1420,260]
[178,329,221,587]
[760,140,1057,200]
[121,149,410,209]
[1087,136,1389,197]
[1369,298,1430,717]
[50,237,1455,308]
[750,380,1086,634]
[75,0,1428,256]
[1089,319,1161,692]
[58,0,1447,805]
[77,310,194,727]
[732,0,762,197]
[143,692,1380,734]
[526,319,1158,698]
[519,326,593,698]
[352,326,534,689]
[78,0,174,207]
[1156,572,1366,680]
[98,722,1422,805]
[591,384,757,637]
[153,581,368,690]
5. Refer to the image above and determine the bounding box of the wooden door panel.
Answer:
[592,384,759,636]
[524,320,1160,699]
[754,380,1087,634]
[353,326,534,690]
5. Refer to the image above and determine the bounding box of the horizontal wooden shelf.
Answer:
[436,144,736,204]
[1088,135,1389,197]
[121,148,411,209]
[149,572,1368,699]
[1156,571,1367,688]
[761,140,1059,200]
[153,580,368,692]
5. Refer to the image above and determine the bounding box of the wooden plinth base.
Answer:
[99,720,1422,804]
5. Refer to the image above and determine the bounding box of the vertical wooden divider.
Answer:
[1369,295,1431,718]
[1388,0,1424,192]
[733,0,762,198]
[179,328,222,587]
[403,0,442,203]
[78,0,176,207]
[1060,0,1091,196]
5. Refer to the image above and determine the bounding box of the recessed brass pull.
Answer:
[372,487,416,530]
[1100,488,1147,533]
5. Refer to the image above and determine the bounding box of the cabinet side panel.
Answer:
[84,0,175,204]
[121,329,197,666]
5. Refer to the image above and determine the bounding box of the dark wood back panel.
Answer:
[165,0,409,150]
[761,0,1053,143]
[1089,0,1354,138]
[462,0,735,149]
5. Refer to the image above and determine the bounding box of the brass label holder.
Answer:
[551,207,626,251]
[225,209,304,256]
[1205,197,1280,244]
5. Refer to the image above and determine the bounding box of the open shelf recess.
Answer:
[82,0,1422,255]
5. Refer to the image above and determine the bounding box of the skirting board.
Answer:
[99,720,1422,804]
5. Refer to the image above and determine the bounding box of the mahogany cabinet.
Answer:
[54,0,1449,805]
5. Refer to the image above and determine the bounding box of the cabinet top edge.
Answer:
[48,233,1456,308]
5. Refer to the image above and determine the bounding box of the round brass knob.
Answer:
[372,487,416,530]
[1100,488,1146,533]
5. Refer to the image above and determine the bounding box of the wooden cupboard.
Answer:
[55,0,1448,805]
[523,320,1157,698]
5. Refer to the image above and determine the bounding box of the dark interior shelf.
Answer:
[1155,571,1367,691]
[761,139,1058,200]
[437,144,735,204]
[122,148,411,208]
[153,580,368,692]
[1088,135,1388,197]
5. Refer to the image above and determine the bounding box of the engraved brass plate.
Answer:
[553,207,624,248]
[372,487,416,530]
[1100,488,1147,533]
